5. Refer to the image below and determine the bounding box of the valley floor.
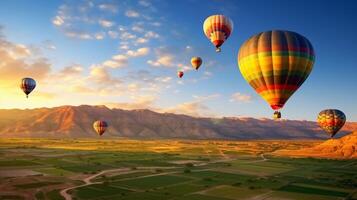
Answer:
[0,138,356,200]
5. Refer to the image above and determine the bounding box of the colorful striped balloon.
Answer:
[317,109,346,138]
[203,15,233,52]
[93,120,108,136]
[20,77,36,98]
[191,57,202,70]
[238,30,315,118]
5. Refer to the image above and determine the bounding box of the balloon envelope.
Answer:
[191,57,202,70]
[177,71,184,78]
[93,120,108,136]
[238,30,315,115]
[20,77,36,98]
[203,15,233,52]
[317,109,346,137]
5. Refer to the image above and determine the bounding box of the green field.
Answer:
[0,139,356,200]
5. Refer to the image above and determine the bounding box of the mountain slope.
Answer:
[0,105,356,139]
[274,131,357,159]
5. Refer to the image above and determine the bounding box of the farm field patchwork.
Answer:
[0,138,356,200]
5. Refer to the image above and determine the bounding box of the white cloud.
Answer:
[102,60,123,68]
[162,94,220,117]
[150,22,161,27]
[98,4,118,13]
[104,54,128,68]
[139,0,151,7]
[145,31,159,39]
[119,31,137,40]
[104,95,156,110]
[95,32,105,40]
[108,31,118,39]
[52,16,64,26]
[99,19,115,28]
[125,10,140,18]
[132,25,144,33]
[89,65,122,85]
[126,47,150,57]
[119,44,130,50]
[43,40,56,50]
[59,64,83,76]
[230,92,252,103]
[178,63,192,72]
[0,34,51,88]
[65,31,93,40]
[135,37,148,44]
[147,55,174,67]
[155,76,172,83]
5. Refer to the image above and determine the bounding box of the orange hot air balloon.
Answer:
[177,71,184,78]
[238,30,315,119]
[20,77,36,98]
[203,15,233,52]
[93,120,108,136]
[191,57,202,70]
[317,109,346,138]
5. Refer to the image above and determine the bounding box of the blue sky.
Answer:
[0,0,356,121]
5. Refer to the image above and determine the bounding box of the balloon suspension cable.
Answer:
[26,95,28,99]
[216,47,221,52]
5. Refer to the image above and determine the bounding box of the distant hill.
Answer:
[274,131,357,159]
[0,105,356,139]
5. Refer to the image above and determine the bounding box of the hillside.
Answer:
[274,131,357,159]
[0,105,356,139]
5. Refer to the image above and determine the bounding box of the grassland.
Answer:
[0,138,356,200]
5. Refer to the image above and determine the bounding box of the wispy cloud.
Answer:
[52,16,64,26]
[98,3,118,13]
[98,19,115,28]
[147,55,174,67]
[126,47,150,57]
[162,94,220,117]
[138,0,151,7]
[125,10,140,18]
[0,33,51,87]
[230,92,252,103]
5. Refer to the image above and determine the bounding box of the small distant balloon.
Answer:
[191,57,202,70]
[93,120,108,136]
[317,109,346,138]
[20,77,36,98]
[203,14,233,52]
[177,71,184,78]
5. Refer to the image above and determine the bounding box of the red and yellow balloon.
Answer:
[203,15,233,52]
[191,57,202,70]
[177,71,184,78]
[238,30,315,119]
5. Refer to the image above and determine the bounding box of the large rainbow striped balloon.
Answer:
[238,30,315,118]
[317,109,346,138]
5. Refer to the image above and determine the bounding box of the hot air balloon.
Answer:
[317,109,346,138]
[20,77,36,98]
[191,57,202,70]
[203,15,233,52]
[177,71,184,78]
[93,120,108,136]
[238,30,315,119]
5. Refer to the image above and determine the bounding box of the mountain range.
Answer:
[0,105,356,139]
